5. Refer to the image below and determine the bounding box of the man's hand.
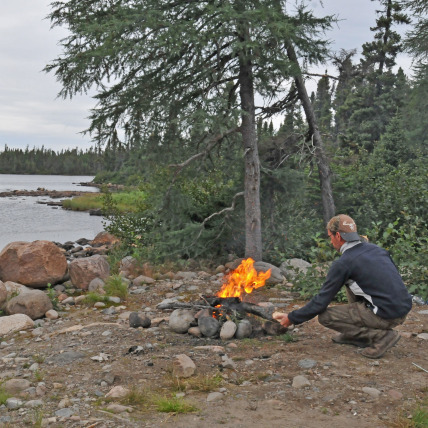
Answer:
[272,312,293,328]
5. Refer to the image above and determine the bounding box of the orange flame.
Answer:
[216,258,271,299]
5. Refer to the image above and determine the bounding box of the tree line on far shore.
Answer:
[0,145,113,176]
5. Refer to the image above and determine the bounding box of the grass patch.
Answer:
[389,398,428,428]
[82,292,111,306]
[62,190,147,213]
[0,387,11,405]
[120,387,148,407]
[278,332,298,343]
[33,370,44,382]
[104,275,129,299]
[166,373,223,392]
[32,354,45,364]
[153,395,197,413]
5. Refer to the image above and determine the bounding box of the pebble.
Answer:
[55,408,75,418]
[6,398,23,409]
[417,333,428,340]
[298,359,317,369]
[94,302,106,308]
[207,392,224,402]
[362,387,381,399]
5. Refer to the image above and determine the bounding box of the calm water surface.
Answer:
[0,175,105,251]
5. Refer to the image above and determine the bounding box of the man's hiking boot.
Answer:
[332,334,369,348]
[361,330,400,359]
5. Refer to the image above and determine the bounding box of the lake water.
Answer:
[0,174,106,251]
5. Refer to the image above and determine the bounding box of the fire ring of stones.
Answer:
[159,295,288,340]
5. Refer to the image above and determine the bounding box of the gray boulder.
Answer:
[235,319,252,339]
[198,316,220,338]
[169,309,196,334]
[280,258,312,279]
[6,289,53,320]
[253,261,285,285]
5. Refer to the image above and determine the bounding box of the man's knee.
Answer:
[318,310,332,327]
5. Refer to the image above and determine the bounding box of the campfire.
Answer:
[159,258,287,339]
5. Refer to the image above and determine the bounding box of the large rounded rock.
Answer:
[280,258,311,278]
[0,314,34,336]
[220,320,237,340]
[169,309,196,334]
[69,255,110,290]
[198,316,220,338]
[253,261,285,285]
[0,281,7,308]
[91,232,119,248]
[235,319,252,339]
[0,241,67,288]
[6,289,53,320]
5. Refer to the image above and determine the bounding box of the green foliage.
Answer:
[82,292,111,306]
[46,283,59,311]
[103,275,129,299]
[0,387,11,405]
[278,332,298,343]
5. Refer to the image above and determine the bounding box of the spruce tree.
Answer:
[45,0,335,260]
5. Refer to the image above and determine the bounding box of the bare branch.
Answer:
[192,190,244,242]
[304,72,338,80]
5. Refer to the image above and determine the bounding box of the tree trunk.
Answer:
[286,44,336,225]
[239,51,263,261]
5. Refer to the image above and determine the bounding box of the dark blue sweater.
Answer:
[288,242,412,325]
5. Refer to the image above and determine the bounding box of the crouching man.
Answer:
[274,214,412,359]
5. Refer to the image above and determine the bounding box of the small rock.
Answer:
[417,333,428,340]
[106,403,133,413]
[55,408,75,418]
[198,316,220,337]
[292,375,311,388]
[388,389,403,400]
[362,386,381,399]
[45,309,59,320]
[133,275,155,286]
[3,379,31,394]
[129,312,151,329]
[108,296,121,304]
[188,327,202,337]
[220,321,237,340]
[94,302,106,308]
[6,398,23,409]
[105,386,130,399]
[207,392,224,402]
[173,354,196,378]
[298,359,317,369]
[169,309,196,334]
[235,320,252,339]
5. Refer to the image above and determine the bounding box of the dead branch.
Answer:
[193,191,244,242]
[304,72,339,80]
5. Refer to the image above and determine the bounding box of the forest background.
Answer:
[1,0,426,300]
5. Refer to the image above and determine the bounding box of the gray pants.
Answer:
[318,288,406,343]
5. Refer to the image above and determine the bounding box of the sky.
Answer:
[0,0,413,152]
